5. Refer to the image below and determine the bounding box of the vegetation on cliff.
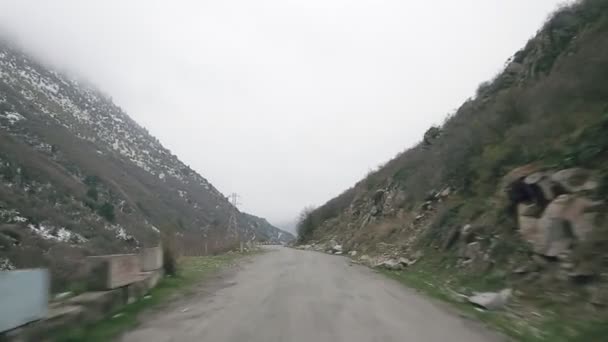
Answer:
[297,0,608,339]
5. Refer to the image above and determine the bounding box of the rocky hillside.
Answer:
[0,40,291,290]
[298,0,608,339]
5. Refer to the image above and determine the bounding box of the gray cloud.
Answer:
[0,0,566,228]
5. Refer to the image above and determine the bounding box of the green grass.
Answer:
[379,257,608,342]
[53,253,251,342]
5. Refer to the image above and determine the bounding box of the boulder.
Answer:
[442,227,461,251]
[536,218,573,257]
[436,187,451,198]
[551,168,598,193]
[460,224,475,243]
[517,215,540,246]
[376,259,404,271]
[421,201,433,211]
[462,242,482,261]
[312,244,325,252]
[536,195,602,247]
[503,164,542,192]
[524,172,558,202]
[517,202,542,218]
[349,250,358,257]
[372,189,385,204]
[326,240,344,253]
[513,264,532,274]
[398,257,413,266]
[503,164,564,206]
[532,254,550,268]
[568,261,596,279]
[558,196,602,241]
[589,284,608,306]
[468,289,512,310]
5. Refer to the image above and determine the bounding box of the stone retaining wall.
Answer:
[140,246,163,271]
[87,254,141,290]
[0,246,164,340]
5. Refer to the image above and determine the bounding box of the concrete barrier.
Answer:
[87,254,140,290]
[0,269,49,332]
[67,290,124,320]
[140,246,163,271]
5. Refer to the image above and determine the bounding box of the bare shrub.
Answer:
[161,229,178,276]
[296,206,317,243]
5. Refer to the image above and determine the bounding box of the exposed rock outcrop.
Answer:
[505,167,603,257]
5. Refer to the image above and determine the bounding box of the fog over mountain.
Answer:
[0,0,565,225]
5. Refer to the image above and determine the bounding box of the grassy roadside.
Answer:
[378,257,608,342]
[53,251,258,342]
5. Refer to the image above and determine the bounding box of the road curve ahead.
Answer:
[122,246,504,342]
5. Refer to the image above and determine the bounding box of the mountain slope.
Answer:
[0,40,291,290]
[242,213,295,244]
[297,0,608,338]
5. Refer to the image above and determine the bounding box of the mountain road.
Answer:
[121,246,504,342]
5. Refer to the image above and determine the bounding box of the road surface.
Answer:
[122,247,504,342]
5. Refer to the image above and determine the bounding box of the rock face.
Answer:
[505,165,604,257]
[536,218,573,257]
[520,194,603,256]
[524,171,558,202]
[551,168,598,193]
[503,164,543,203]
[293,3,608,319]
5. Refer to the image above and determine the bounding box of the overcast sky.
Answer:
[0,0,566,230]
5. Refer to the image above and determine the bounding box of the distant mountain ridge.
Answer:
[242,213,295,244]
[0,39,292,290]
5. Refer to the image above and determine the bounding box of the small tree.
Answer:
[86,187,98,201]
[296,206,317,243]
[161,228,179,276]
[97,202,115,222]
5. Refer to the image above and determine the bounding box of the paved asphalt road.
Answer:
[122,246,504,342]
